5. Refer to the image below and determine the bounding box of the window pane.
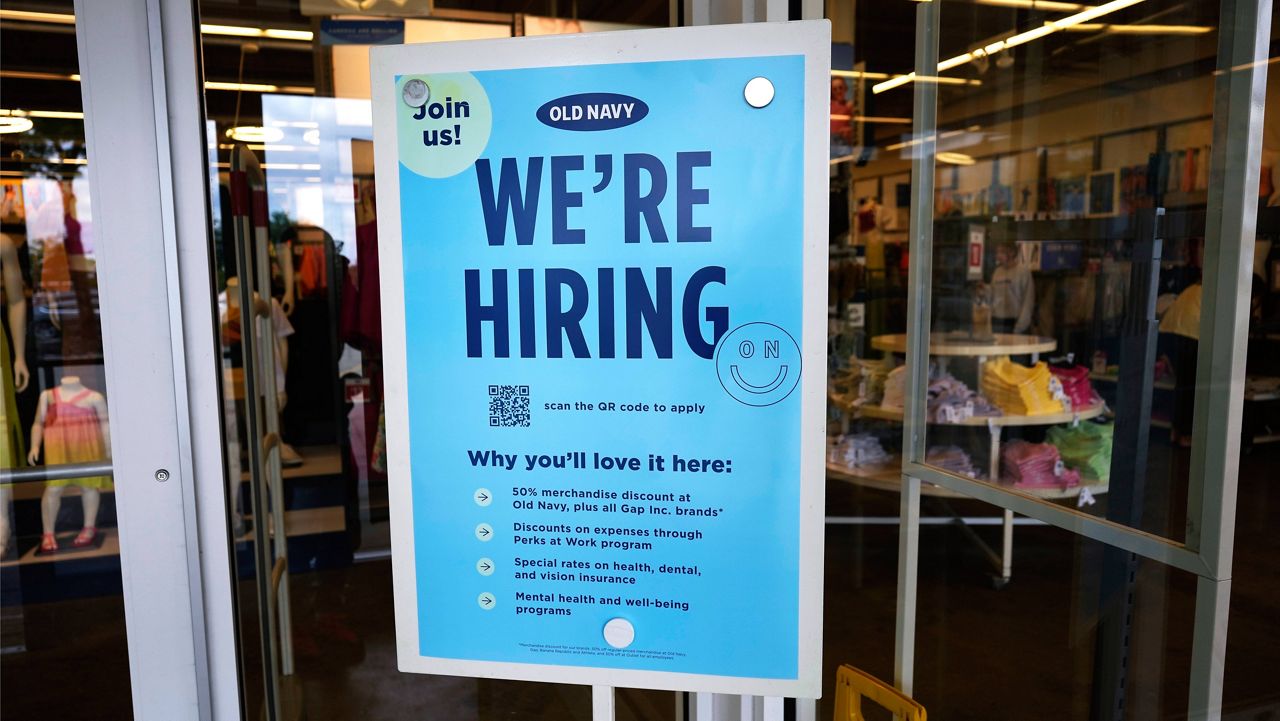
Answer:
[1,2,133,718]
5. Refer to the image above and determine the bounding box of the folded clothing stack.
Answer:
[981,357,1068,416]
[925,445,981,478]
[1049,365,1098,410]
[1000,439,1081,489]
[828,433,894,468]
[927,370,1002,423]
[828,356,894,410]
[880,365,908,410]
[1046,422,1113,483]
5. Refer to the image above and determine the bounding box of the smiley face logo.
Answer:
[714,322,802,407]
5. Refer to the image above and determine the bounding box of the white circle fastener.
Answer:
[744,77,775,108]
[603,618,635,649]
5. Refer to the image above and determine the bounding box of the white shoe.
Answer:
[280,443,304,468]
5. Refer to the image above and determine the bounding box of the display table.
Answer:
[824,333,1111,587]
[871,332,1058,359]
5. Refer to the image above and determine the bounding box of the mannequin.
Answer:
[221,277,299,465]
[30,375,111,551]
[1,233,30,554]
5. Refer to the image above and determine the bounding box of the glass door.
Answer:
[870,1,1266,719]
[3,0,227,718]
[196,3,655,718]
[0,6,132,716]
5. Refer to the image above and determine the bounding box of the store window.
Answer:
[197,1,1280,718]
[828,0,1280,718]
[0,2,133,719]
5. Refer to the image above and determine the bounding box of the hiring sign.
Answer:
[371,21,828,697]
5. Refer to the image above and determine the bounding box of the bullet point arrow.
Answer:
[480,562,492,571]
[481,597,492,606]
[479,528,490,537]
[478,492,489,501]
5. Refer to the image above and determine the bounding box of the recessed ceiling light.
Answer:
[226,125,284,143]
[0,117,34,134]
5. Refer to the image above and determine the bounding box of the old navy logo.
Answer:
[536,93,649,132]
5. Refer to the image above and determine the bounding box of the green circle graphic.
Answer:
[395,73,491,179]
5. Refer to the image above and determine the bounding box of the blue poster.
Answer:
[374,23,827,695]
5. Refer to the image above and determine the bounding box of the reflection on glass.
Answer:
[202,3,648,717]
[884,0,1226,542]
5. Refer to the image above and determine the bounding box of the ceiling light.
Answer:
[2,15,314,42]
[204,81,315,95]
[200,23,313,41]
[0,9,76,24]
[0,118,34,134]
[873,74,986,93]
[831,69,894,80]
[0,70,79,82]
[1062,23,1213,34]
[226,126,284,143]
[938,152,976,165]
[971,0,1089,9]
[885,124,983,152]
[885,127,977,152]
[260,163,322,171]
[874,0,1147,94]
[206,81,279,93]
[0,109,84,120]
[27,110,83,120]
[856,116,914,124]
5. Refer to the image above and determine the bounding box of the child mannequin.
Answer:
[30,375,111,551]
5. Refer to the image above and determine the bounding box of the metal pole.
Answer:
[895,0,940,697]
[1186,0,1270,716]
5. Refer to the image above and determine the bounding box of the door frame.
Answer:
[74,0,238,718]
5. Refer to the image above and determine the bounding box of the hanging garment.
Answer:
[0,329,24,470]
[339,219,382,353]
[1159,283,1202,340]
[42,387,112,489]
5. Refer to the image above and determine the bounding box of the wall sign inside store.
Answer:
[371,21,829,697]
[319,19,405,46]
[968,227,985,280]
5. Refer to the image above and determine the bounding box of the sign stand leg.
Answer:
[592,685,615,721]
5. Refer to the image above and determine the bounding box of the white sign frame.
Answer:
[371,20,829,698]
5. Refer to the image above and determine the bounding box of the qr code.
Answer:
[488,385,531,427]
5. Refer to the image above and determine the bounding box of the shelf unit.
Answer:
[828,333,1111,586]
